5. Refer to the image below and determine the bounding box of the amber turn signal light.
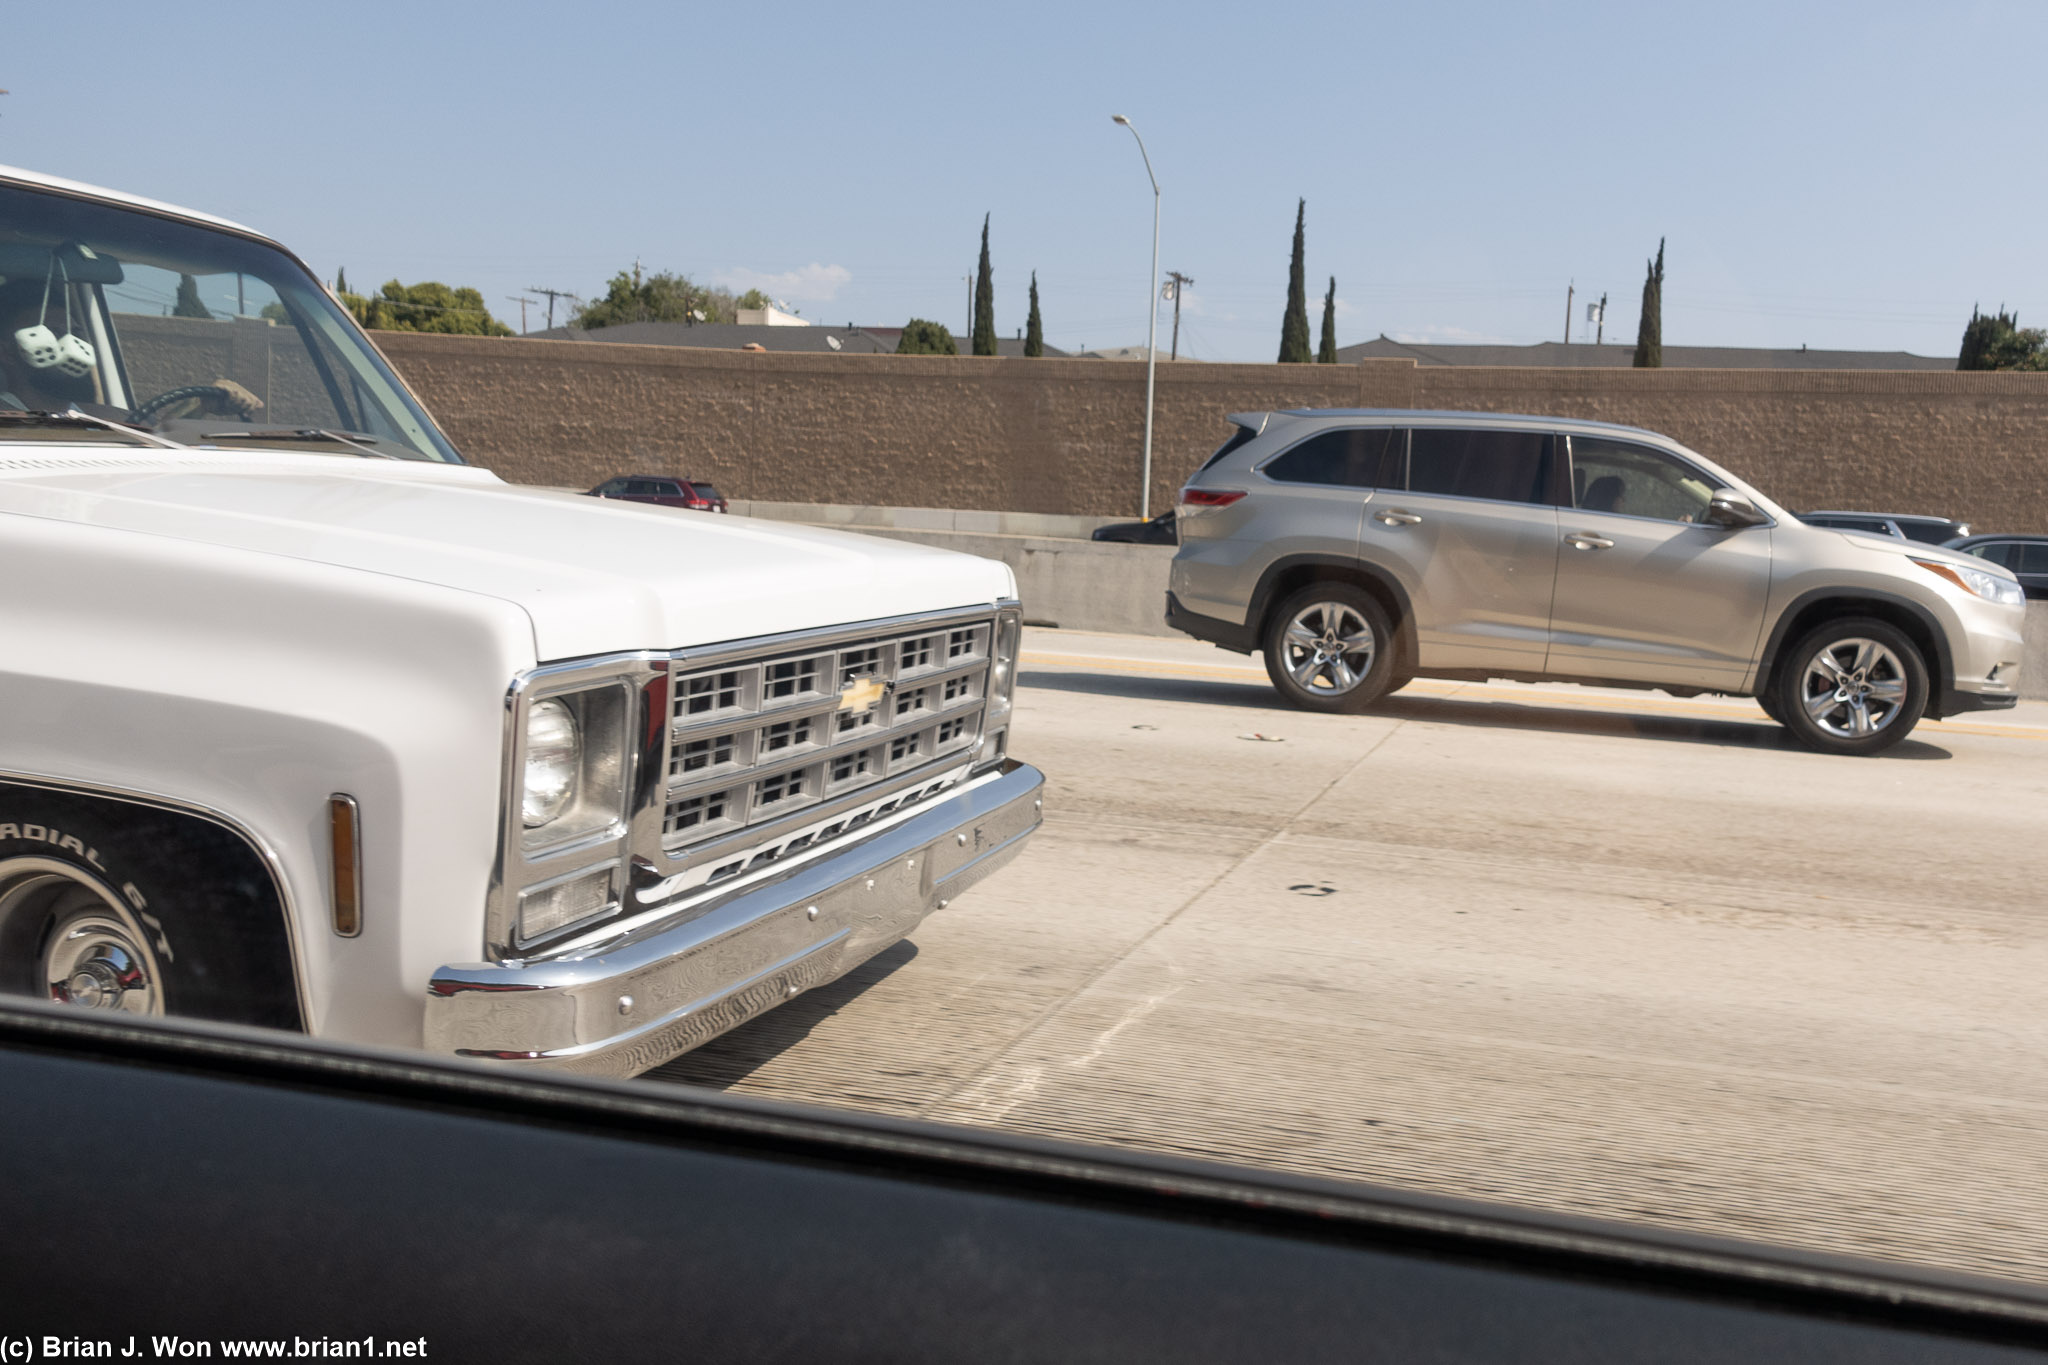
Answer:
[329,794,363,938]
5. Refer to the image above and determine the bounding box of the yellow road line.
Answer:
[1019,651,2047,741]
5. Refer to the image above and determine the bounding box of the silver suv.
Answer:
[1166,410,2027,754]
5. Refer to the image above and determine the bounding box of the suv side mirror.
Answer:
[1703,489,1769,529]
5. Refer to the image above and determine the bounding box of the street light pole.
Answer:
[1112,114,1161,520]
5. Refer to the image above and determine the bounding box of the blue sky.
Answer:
[5,0,2039,360]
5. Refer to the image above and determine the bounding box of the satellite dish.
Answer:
[826,335,842,351]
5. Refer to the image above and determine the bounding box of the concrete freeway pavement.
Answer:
[653,628,2048,1285]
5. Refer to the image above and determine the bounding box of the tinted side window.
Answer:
[1262,428,1400,489]
[2021,544,2048,574]
[1196,424,1261,473]
[1407,429,1553,505]
[1965,541,2017,567]
[625,478,660,495]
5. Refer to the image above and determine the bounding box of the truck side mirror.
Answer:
[1704,489,1769,529]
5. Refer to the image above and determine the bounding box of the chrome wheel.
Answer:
[0,857,164,1017]
[1280,602,1377,696]
[1798,637,1909,741]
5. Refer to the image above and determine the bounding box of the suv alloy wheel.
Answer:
[1262,585,1399,713]
[1771,617,1929,756]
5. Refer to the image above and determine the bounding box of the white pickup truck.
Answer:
[0,165,1042,1076]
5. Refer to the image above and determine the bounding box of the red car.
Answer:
[587,475,729,513]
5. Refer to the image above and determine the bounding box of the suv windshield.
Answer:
[0,181,461,461]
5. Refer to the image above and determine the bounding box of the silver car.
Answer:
[1166,410,2027,755]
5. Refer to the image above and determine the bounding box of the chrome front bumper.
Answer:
[425,760,1044,1078]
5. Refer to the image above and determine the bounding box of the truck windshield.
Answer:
[0,182,462,462]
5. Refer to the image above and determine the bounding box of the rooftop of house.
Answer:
[1336,336,1956,370]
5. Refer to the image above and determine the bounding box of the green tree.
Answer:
[357,280,514,336]
[896,318,959,355]
[172,274,212,319]
[1317,276,1339,363]
[735,288,772,313]
[335,266,350,295]
[574,265,726,329]
[1957,306,2048,370]
[1278,199,1312,363]
[1024,271,1044,358]
[1632,238,1665,369]
[972,214,996,356]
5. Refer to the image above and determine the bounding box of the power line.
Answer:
[506,295,539,336]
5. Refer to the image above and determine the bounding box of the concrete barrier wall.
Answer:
[378,331,2048,531]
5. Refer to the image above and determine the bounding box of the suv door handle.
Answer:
[1565,532,1616,550]
[1374,509,1423,526]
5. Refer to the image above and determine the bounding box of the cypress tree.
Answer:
[1959,305,1991,370]
[1317,276,1339,363]
[1024,271,1044,357]
[1278,200,1312,363]
[335,266,350,295]
[1632,238,1665,369]
[172,274,212,319]
[972,213,997,356]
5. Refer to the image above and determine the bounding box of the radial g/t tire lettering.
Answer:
[0,788,300,1030]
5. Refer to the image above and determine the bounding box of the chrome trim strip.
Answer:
[0,767,310,1029]
[655,756,974,878]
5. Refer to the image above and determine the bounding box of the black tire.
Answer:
[1754,689,1784,725]
[1770,617,1929,756]
[0,788,300,1029]
[1262,584,1399,714]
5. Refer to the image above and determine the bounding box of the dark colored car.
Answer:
[1947,533,2048,599]
[588,475,729,513]
[1092,510,1178,544]
[1799,511,1971,544]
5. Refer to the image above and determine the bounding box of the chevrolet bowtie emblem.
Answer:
[837,675,888,714]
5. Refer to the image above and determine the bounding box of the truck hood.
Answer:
[0,447,1015,661]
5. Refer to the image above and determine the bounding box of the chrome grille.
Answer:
[663,615,993,847]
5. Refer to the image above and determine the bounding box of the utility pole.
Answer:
[965,275,974,339]
[527,287,576,331]
[1596,292,1608,345]
[1164,271,1194,361]
[1564,280,1574,345]
[506,295,537,335]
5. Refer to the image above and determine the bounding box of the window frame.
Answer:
[1253,424,1406,491]
[1398,425,1563,508]
[1561,433,1730,527]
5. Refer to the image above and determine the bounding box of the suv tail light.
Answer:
[1181,489,1247,508]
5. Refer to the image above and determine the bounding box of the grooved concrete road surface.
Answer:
[652,628,2048,1285]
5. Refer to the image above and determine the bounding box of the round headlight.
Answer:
[522,699,581,828]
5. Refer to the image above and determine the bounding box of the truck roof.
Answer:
[0,163,266,239]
